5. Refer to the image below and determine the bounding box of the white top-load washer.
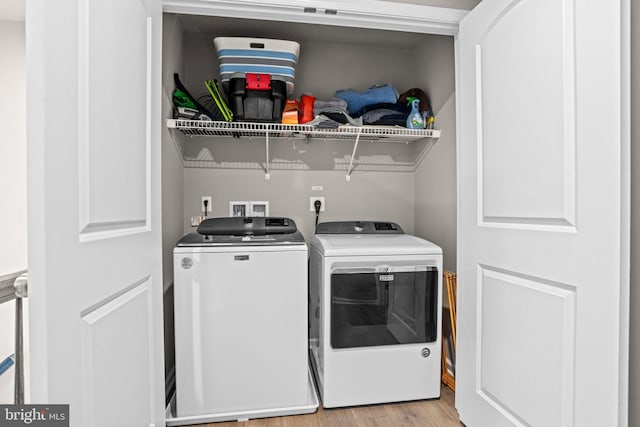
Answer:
[309,221,443,408]
[171,217,317,425]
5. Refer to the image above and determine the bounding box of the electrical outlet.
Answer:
[310,196,325,212]
[201,196,212,213]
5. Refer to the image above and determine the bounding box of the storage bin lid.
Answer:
[214,37,300,96]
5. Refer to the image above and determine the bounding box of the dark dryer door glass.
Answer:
[330,266,438,349]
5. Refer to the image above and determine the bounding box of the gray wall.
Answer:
[414,95,456,272]
[182,169,415,243]
[629,1,638,425]
[412,35,457,273]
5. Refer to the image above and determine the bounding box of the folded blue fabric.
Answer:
[335,84,399,116]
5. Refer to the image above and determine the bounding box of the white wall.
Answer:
[0,19,26,404]
[0,22,27,274]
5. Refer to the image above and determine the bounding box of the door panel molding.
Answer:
[80,277,156,427]
[474,0,577,232]
[475,265,576,427]
[78,0,152,242]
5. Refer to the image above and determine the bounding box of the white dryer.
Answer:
[172,217,317,424]
[309,221,443,408]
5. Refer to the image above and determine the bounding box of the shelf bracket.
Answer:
[346,129,362,181]
[265,131,270,180]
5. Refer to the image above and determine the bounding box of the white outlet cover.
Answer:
[250,201,269,217]
[229,201,249,217]
[310,197,325,211]
[201,196,212,212]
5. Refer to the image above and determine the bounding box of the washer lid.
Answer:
[311,233,442,257]
[197,216,298,236]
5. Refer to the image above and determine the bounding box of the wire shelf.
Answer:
[167,119,441,142]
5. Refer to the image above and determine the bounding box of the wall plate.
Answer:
[229,201,249,217]
[250,201,269,217]
[229,201,269,217]
[201,196,212,212]
[310,197,325,211]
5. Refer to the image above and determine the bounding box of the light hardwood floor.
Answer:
[197,386,461,427]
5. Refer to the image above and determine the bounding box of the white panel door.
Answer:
[26,0,164,426]
[456,0,629,426]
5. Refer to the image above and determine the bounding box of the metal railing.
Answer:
[0,270,28,404]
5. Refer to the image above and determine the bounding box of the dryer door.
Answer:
[330,265,438,349]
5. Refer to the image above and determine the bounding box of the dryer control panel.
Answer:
[315,221,404,234]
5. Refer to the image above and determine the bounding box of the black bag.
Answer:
[173,73,226,121]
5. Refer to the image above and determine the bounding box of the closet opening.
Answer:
[161,9,459,425]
